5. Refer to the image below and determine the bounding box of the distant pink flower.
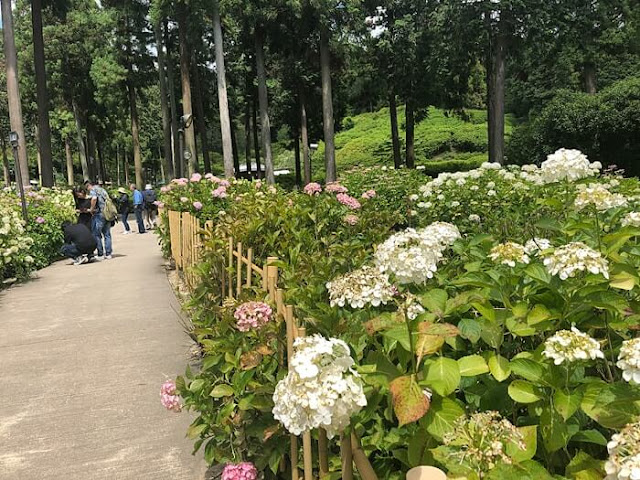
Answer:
[288,199,294,207]
[190,173,202,182]
[173,178,188,186]
[160,380,182,412]
[160,186,170,193]
[212,186,228,198]
[208,175,222,183]
[336,193,361,210]
[344,214,359,225]
[234,302,272,332]
[205,173,214,180]
[222,462,258,480]
[219,180,231,188]
[361,189,377,199]
[325,182,348,194]
[255,180,263,190]
[35,216,46,224]
[154,201,165,209]
[193,201,203,210]
[180,196,189,203]
[304,182,322,196]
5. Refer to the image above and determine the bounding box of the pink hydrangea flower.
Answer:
[209,175,222,183]
[303,182,322,196]
[344,214,359,225]
[222,462,258,480]
[219,180,231,188]
[190,173,202,182]
[325,182,348,194]
[193,201,203,210]
[212,186,228,198]
[234,302,273,332]
[160,380,182,412]
[35,216,46,224]
[173,178,188,186]
[180,196,189,203]
[160,186,170,193]
[336,193,361,210]
[255,180,263,190]
[205,173,214,180]
[361,189,377,199]
[154,201,165,209]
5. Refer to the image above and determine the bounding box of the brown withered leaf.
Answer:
[240,351,263,370]
[263,423,282,441]
[389,374,431,426]
[364,312,404,335]
[418,322,460,337]
[256,344,274,356]
[415,322,459,366]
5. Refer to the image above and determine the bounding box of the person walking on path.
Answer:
[117,187,132,234]
[131,184,146,234]
[142,184,158,230]
[60,221,97,265]
[87,180,113,260]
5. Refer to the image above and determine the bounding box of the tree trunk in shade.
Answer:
[252,93,261,177]
[405,99,415,169]
[255,27,274,184]
[124,149,130,186]
[319,28,336,182]
[64,136,74,185]
[127,81,144,189]
[584,63,597,94]
[244,99,252,175]
[191,59,211,173]
[165,21,181,178]
[1,0,30,186]
[155,19,174,180]
[230,116,240,175]
[300,89,311,185]
[389,90,402,169]
[2,137,11,186]
[487,17,506,165]
[72,100,89,181]
[177,1,197,175]
[294,127,301,187]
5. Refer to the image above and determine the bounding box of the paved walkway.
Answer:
[0,225,207,479]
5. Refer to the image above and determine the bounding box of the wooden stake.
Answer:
[303,431,313,480]
[318,428,329,478]
[227,237,233,298]
[246,247,253,287]
[291,435,300,480]
[351,433,378,480]
[236,242,243,296]
[340,434,353,480]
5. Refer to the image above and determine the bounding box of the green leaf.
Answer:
[419,289,448,316]
[210,384,235,398]
[420,397,465,442]
[186,423,208,440]
[423,357,461,397]
[528,304,552,325]
[510,358,546,384]
[581,382,640,428]
[457,355,489,377]
[488,353,511,382]
[485,461,554,480]
[565,450,605,480]
[508,380,543,404]
[507,425,537,462]
[479,318,504,348]
[189,379,206,393]
[506,316,537,337]
[382,324,412,352]
[554,389,583,420]
[610,271,637,290]
[525,264,552,284]
[457,318,482,343]
[540,406,571,452]
[571,429,608,447]
[407,430,436,467]
[389,374,431,426]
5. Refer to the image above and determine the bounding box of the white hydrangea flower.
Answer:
[542,327,605,365]
[326,266,395,309]
[574,183,627,211]
[617,338,640,384]
[622,212,640,228]
[524,238,552,255]
[540,148,599,184]
[605,422,640,480]
[489,242,530,267]
[272,335,367,438]
[543,242,609,280]
[468,214,481,223]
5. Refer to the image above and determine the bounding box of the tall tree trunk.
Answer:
[488,26,506,165]
[155,19,174,180]
[584,63,597,94]
[300,89,311,185]
[231,117,240,175]
[191,60,211,173]
[2,137,10,186]
[64,136,74,185]
[319,28,336,182]
[124,149,130,186]
[97,140,106,182]
[116,144,120,186]
[165,21,181,178]
[177,1,197,175]
[252,93,261,177]
[212,0,234,177]
[244,99,252,175]
[35,124,43,185]
[405,100,415,169]
[127,81,144,189]
[87,124,97,181]
[31,0,54,187]
[1,0,29,186]
[72,100,89,181]
[294,128,301,188]
[255,27,274,184]
[389,90,402,169]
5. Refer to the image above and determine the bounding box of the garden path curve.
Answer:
[0,227,207,480]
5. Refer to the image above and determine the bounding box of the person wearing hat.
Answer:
[117,186,132,235]
[142,183,158,230]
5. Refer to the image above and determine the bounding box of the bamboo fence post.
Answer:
[297,326,313,480]
[285,305,300,480]
[246,248,253,288]
[340,434,353,480]
[267,256,278,301]
[236,242,243,296]
[318,429,329,478]
[227,237,233,298]
[350,433,378,480]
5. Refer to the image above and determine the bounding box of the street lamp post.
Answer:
[9,131,28,222]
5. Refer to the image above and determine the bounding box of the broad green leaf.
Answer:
[479,318,504,348]
[407,430,436,467]
[510,358,547,384]
[445,291,485,315]
[186,423,208,439]
[554,389,583,420]
[364,312,403,334]
[581,382,640,428]
[210,384,235,398]
[382,324,412,352]
[540,406,571,452]
[571,429,608,446]
[565,450,605,480]
[419,289,448,316]
[390,374,431,426]
[610,271,637,290]
[457,318,482,343]
[507,425,537,462]
[420,397,465,442]
[472,302,496,322]
[423,357,461,397]
[485,460,554,480]
[189,379,206,393]
[457,355,489,377]
[506,316,536,337]
[525,264,552,284]
[488,353,511,382]
[508,380,543,404]
[528,304,552,325]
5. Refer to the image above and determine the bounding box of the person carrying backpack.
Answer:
[117,187,132,234]
[142,184,158,230]
[86,180,114,260]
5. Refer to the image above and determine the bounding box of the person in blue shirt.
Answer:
[130,184,146,234]
[86,180,113,259]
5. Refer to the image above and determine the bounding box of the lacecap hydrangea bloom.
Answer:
[303,182,322,196]
[524,238,552,255]
[605,421,640,480]
[325,182,348,194]
[326,265,395,309]
[160,380,182,412]
[617,338,640,384]
[336,193,361,210]
[272,335,367,438]
[221,462,258,480]
[542,327,604,365]
[539,148,600,184]
[234,302,273,332]
[574,183,627,211]
[489,242,530,267]
[543,242,609,280]
[374,222,460,284]
[622,212,640,228]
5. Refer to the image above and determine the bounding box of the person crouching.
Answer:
[60,221,97,265]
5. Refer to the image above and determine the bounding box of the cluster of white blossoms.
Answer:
[617,338,640,384]
[574,183,628,211]
[542,327,605,365]
[0,207,34,268]
[622,212,640,228]
[489,242,530,267]
[374,222,460,284]
[326,266,395,309]
[272,335,367,438]
[605,421,640,480]
[524,238,552,255]
[543,242,609,280]
[539,148,601,184]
